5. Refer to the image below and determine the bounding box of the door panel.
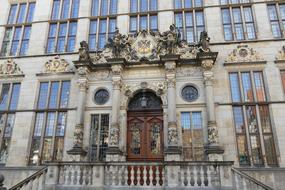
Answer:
[127,112,163,161]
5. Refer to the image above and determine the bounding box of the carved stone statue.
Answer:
[79,41,90,61]
[198,31,210,52]
[161,24,181,54]
[106,27,127,58]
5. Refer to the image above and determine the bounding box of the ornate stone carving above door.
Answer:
[43,55,74,74]
[0,59,24,77]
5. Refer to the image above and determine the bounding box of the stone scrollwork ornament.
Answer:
[168,123,178,145]
[225,45,264,63]
[201,59,214,71]
[44,55,72,73]
[0,59,23,76]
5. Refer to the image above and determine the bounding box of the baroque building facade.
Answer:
[0,0,284,189]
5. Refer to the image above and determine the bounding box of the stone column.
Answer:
[163,57,182,161]
[106,62,124,161]
[67,67,89,159]
[202,59,224,161]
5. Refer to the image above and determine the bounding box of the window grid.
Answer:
[0,83,21,164]
[181,111,204,161]
[220,0,250,5]
[47,0,80,53]
[221,5,256,41]
[129,0,158,33]
[229,71,277,167]
[174,0,203,9]
[267,3,285,38]
[29,81,70,165]
[1,2,35,56]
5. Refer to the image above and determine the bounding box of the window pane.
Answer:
[185,0,192,8]
[4,114,15,138]
[233,8,242,23]
[130,17,137,32]
[0,84,10,110]
[52,0,61,20]
[253,72,266,101]
[26,3,35,22]
[48,82,60,109]
[61,0,70,19]
[271,21,282,38]
[192,112,203,161]
[92,0,99,16]
[56,112,66,136]
[17,4,27,23]
[186,28,194,43]
[280,5,285,20]
[229,73,241,102]
[99,20,107,33]
[243,7,253,22]
[57,23,67,52]
[0,139,11,163]
[1,28,13,56]
[150,0,157,11]
[250,135,263,165]
[8,5,17,24]
[150,15,158,30]
[67,22,77,52]
[99,114,109,161]
[60,81,70,108]
[34,113,45,137]
[195,0,203,7]
[246,106,258,134]
[268,5,278,21]
[264,135,277,165]
[181,112,191,146]
[47,24,57,53]
[54,137,64,161]
[236,135,250,165]
[0,115,6,135]
[140,16,147,30]
[110,0,118,14]
[233,107,245,133]
[20,26,31,55]
[241,72,253,102]
[10,27,22,56]
[196,11,204,26]
[259,106,271,133]
[90,115,99,161]
[224,24,233,41]
[89,21,97,50]
[246,23,256,39]
[9,83,21,110]
[42,138,53,161]
[185,13,193,26]
[45,112,56,136]
[101,0,108,16]
[130,0,138,12]
[37,82,49,109]
[175,0,182,9]
[98,34,106,49]
[29,139,41,165]
[140,0,148,12]
[108,19,117,36]
[71,0,80,18]
[222,9,231,24]
[175,13,183,28]
[235,24,244,40]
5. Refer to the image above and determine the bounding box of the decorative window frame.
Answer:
[93,87,110,105]
[180,83,200,103]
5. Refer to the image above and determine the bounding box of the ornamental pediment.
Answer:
[78,25,212,65]
[42,55,74,74]
[276,46,285,62]
[0,59,23,77]
[225,45,265,64]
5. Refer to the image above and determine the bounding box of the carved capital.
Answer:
[111,64,123,75]
[77,67,90,76]
[201,59,214,70]
[78,79,89,90]
[109,122,120,146]
[168,122,178,146]
[165,62,176,73]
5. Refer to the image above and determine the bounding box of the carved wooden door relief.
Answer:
[127,113,163,161]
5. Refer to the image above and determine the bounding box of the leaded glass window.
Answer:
[89,114,110,161]
[1,2,35,56]
[181,112,204,161]
[174,0,203,8]
[94,89,109,105]
[0,83,21,164]
[174,6,205,43]
[267,3,285,38]
[47,0,79,53]
[221,5,256,41]
[29,81,70,165]
[229,71,277,166]
[181,85,199,102]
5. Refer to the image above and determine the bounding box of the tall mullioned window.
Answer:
[46,0,79,53]
[129,0,158,33]
[221,1,256,41]
[29,81,70,165]
[1,2,35,56]
[229,71,277,166]
[89,0,118,50]
[0,83,21,164]
[181,112,204,161]
[89,114,110,161]
[174,0,205,43]
[267,3,285,38]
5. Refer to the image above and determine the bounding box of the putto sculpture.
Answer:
[106,27,128,58]
[161,24,181,54]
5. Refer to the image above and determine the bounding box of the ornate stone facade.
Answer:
[225,45,264,63]
[0,59,23,76]
[43,55,72,74]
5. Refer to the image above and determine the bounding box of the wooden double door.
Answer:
[127,111,164,161]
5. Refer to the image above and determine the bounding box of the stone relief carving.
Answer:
[86,25,207,64]
[93,70,110,80]
[201,59,214,70]
[109,123,120,146]
[276,46,285,61]
[208,121,219,145]
[225,45,264,63]
[168,122,178,145]
[73,124,84,147]
[176,66,202,77]
[44,55,72,73]
[0,59,23,76]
